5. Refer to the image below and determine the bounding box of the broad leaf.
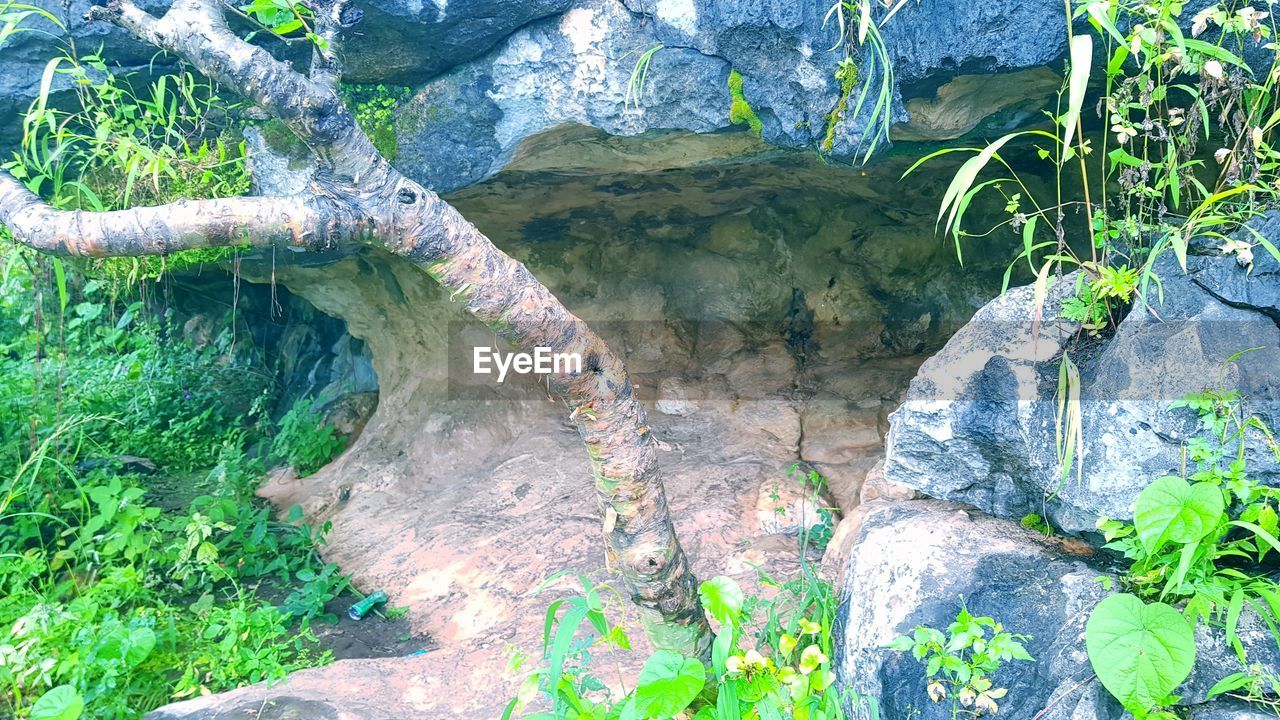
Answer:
[699,576,744,627]
[635,650,705,719]
[1133,476,1223,552]
[30,685,83,720]
[1086,594,1196,716]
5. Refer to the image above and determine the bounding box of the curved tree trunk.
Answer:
[0,0,709,653]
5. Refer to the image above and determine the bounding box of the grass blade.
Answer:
[1061,34,1092,165]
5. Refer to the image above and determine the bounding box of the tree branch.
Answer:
[88,0,381,180]
[0,170,350,256]
[58,0,715,654]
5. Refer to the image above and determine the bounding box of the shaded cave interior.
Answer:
[168,140,1025,665]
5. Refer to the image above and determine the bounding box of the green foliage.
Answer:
[0,44,353,718]
[784,464,837,552]
[3,47,252,284]
[0,1,61,47]
[821,0,912,163]
[270,396,346,477]
[341,84,411,161]
[29,686,82,720]
[505,490,870,720]
[1087,373,1280,717]
[0,419,342,717]
[1132,476,1224,553]
[1085,594,1195,719]
[634,650,705,718]
[887,603,1033,717]
[237,0,328,50]
[909,0,1280,331]
[625,45,665,109]
[728,70,764,137]
[1206,662,1280,706]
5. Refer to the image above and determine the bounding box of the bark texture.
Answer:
[0,0,709,652]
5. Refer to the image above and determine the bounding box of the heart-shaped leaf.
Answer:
[1134,476,1223,552]
[30,685,83,720]
[634,649,705,719]
[699,576,744,627]
[1086,594,1196,716]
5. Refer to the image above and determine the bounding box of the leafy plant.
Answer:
[270,396,346,477]
[341,84,411,161]
[909,0,1280,332]
[822,0,916,162]
[1085,594,1195,719]
[4,45,252,284]
[504,465,869,720]
[0,43,352,717]
[281,562,349,622]
[625,45,665,110]
[887,603,1033,717]
[785,463,838,552]
[235,0,329,50]
[1088,372,1280,717]
[0,1,61,47]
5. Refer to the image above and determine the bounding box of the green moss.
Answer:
[397,92,453,137]
[257,118,308,159]
[822,59,859,154]
[87,244,252,285]
[727,70,763,137]
[340,83,412,162]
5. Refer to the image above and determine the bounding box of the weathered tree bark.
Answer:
[0,0,710,653]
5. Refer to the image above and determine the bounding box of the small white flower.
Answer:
[1203,59,1225,80]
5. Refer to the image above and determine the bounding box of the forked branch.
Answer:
[1,0,712,654]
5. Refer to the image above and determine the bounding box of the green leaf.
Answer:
[125,627,156,666]
[1133,476,1224,552]
[1086,594,1196,716]
[1206,672,1254,699]
[1085,1,1127,48]
[699,576,744,627]
[634,650,705,719]
[30,685,84,720]
[1061,34,1093,164]
[1230,520,1280,558]
[936,132,1037,239]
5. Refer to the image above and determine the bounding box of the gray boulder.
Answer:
[885,240,1280,535]
[392,0,1072,191]
[0,0,172,146]
[338,0,575,84]
[1,0,1075,189]
[393,0,735,192]
[837,500,1280,720]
